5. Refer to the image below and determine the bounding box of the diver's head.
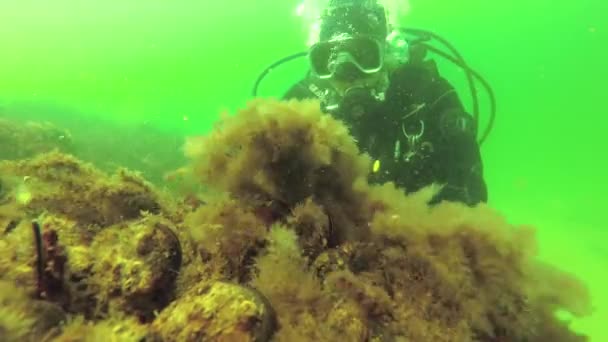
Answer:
[309,0,388,87]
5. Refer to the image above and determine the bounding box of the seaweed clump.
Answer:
[0,98,593,341]
[182,98,592,341]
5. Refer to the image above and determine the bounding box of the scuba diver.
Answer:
[280,0,488,205]
[252,0,496,205]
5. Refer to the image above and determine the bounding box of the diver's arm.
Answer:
[435,107,488,205]
[429,77,488,205]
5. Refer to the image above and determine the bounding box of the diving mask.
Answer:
[309,35,384,80]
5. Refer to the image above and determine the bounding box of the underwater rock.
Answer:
[0,213,183,321]
[185,196,268,282]
[0,220,41,293]
[0,182,25,235]
[89,215,182,320]
[152,281,276,342]
[313,241,384,280]
[0,118,73,160]
[0,99,595,341]
[51,316,159,342]
[0,281,67,341]
[0,151,183,327]
[0,151,167,227]
[325,299,370,342]
[28,300,68,337]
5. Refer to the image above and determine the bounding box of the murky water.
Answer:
[1,0,605,340]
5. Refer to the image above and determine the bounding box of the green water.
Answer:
[1,0,606,339]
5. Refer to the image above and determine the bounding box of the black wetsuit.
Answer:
[283,60,488,205]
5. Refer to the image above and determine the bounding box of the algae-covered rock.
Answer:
[325,299,370,342]
[152,281,276,342]
[0,214,182,323]
[0,151,183,333]
[0,118,73,160]
[0,151,168,228]
[51,315,157,342]
[185,196,268,283]
[0,99,594,341]
[0,281,66,341]
[89,215,182,320]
